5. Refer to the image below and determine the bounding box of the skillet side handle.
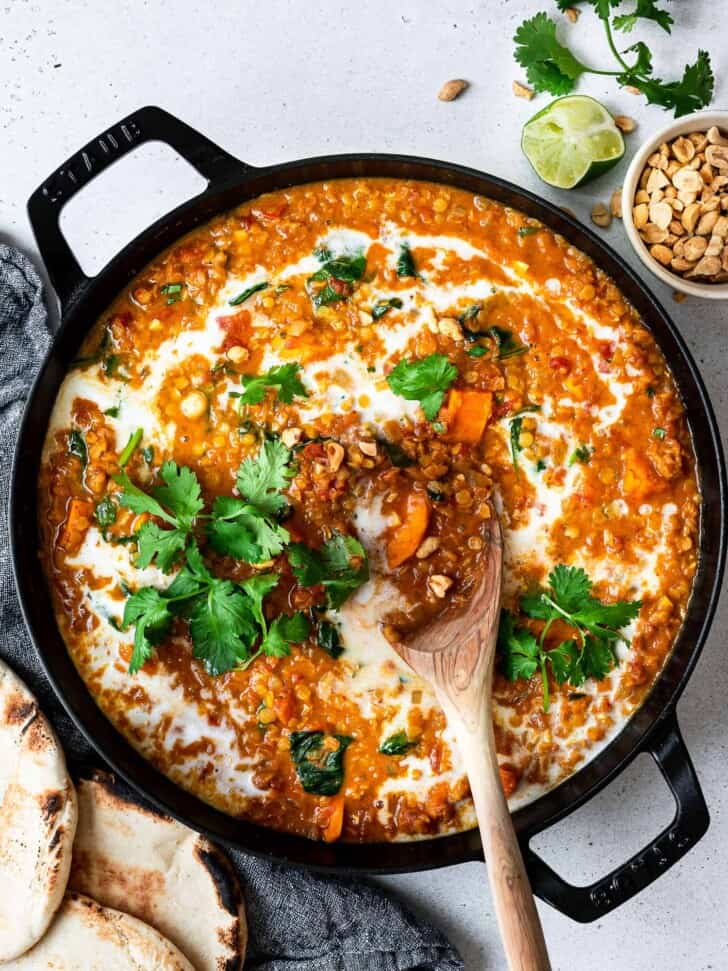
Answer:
[523,711,708,923]
[27,105,249,309]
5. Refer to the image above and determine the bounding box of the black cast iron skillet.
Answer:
[11,106,727,922]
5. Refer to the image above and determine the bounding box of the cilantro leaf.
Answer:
[260,612,310,658]
[289,532,369,609]
[240,573,279,631]
[513,13,587,95]
[386,353,458,421]
[68,430,88,466]
[122,587,173,674]
[621,50,714,117]
[498,611,540,681]
[548,564,592,612]
[151,461,204,527]
[188,579,258,676]
[613,0,673,33]
[208,496,289,563]
[135,520,189,573]
[502,565,642,710]
[236,439,295,517]
[232,362,308,407]
[317,620,344,658]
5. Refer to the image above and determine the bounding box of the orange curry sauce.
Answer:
[39,179,698,842]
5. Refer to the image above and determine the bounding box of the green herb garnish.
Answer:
[307,252,367,307]
[317,620,344,659]
[230,362,309,408]
[510,417,523,470]
[568,444,593,465]
[68,430,87,466]
[289,532,369,610]
[513,7,713,118]
[653,427,666,439]
[386,353,458,421]
[229,281,269,306]
[94,495,117,528]
[499,564,642,710]
[160,282,184,304]
[104,405,120,418]
[118,427,143,468]
[487,326,529,360]
[379,731,419,756]
[378,438,415,468]
[372,297,403,320]
[517,226,541,237]
[289,731,352,795]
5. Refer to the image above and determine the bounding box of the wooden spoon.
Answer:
[392,507,551,971]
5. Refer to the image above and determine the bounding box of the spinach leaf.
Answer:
[378,438,415,468]
[379,731,419,756]
[229,281,269,306]
[289,731,353,795]
[68,430,87,466]
[372,297,403,320]
[395,242,417,278]
[317,620,344,659]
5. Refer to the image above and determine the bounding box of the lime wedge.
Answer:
[521,95,625,189]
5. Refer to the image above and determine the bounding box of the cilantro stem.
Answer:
[540,654,550,712]
[603,17,630,73]
[540,593,585,647]
[119,427,143,467]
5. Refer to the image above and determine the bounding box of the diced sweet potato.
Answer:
[57,498,94,555]
[444,389,493,444]
[387,491,430,569]
[322,795,345,842]
[499,763,520,798]
[621,447,663,501]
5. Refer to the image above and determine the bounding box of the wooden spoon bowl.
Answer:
[391,507,551,971]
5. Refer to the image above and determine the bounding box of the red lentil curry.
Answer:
[40,179,699,842]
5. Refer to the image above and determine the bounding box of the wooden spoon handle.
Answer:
[445,702,551,971]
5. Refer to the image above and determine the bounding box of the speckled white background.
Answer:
[1,1,727,968]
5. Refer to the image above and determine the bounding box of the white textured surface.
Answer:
[1,2,726,968]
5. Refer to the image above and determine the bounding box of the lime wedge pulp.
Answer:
[521,95,625,189]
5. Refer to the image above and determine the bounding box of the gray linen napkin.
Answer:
[0,243,463,971]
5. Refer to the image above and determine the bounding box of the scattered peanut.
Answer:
[614,115,636,134]
[610,189,623,219]
[512,80,534,100]
[281,427,302,448]
[357,440,378,457]
[324,440,345,472]
[416,536,441,559]
[632,126,728,284]
[438,79,469,102]
[564,6,579,23]
[226,344,249,364]
[591,202,611,228]
[428,574,453,598]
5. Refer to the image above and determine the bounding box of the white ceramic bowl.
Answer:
[621,109,728,300]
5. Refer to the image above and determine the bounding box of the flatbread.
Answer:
[69,772,246,971]
[12,891,196,969]
[0,659,77,962]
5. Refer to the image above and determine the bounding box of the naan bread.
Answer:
[12,892,196,969]
[69,772,246,971]
[0,659,77,962]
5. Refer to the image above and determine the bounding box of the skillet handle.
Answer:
[27,105,249,309]
[523,711,708,922]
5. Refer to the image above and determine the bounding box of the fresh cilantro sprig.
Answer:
[386,353,458,422]
[114,461,204,573]
[288,532,369,609]
[230,362,309,408]
[514,6,713,118]
[208,438,295,563]
[499,564,642,710]
[122,544,309,675]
